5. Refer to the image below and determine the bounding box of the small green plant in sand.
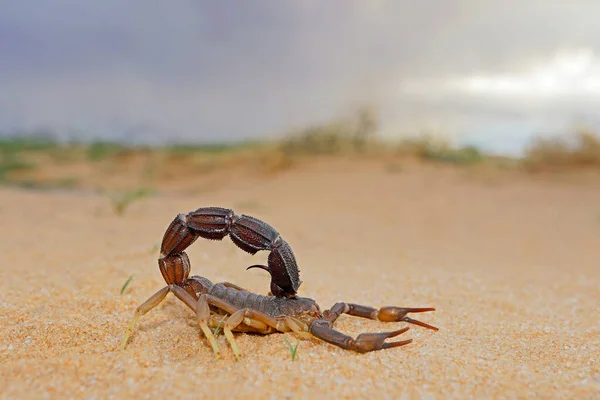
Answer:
[283,336,300,361]
[120,275,134,295]
[213,315,228,338]
[109,187,154,216]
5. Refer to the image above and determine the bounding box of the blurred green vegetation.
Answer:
[523,130,600,172]
[395,135,484,165]
[0,136,58,154]
[0,137,42,183]
[0,156,37,181]
[164,140,264,155]
[108,187,155,216]
[279,107,378,156]
[0,110,599,191]
[87,141,126,162]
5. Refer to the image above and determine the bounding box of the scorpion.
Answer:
[120,207,438,358]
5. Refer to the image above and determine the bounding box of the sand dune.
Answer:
[1,159,599,399]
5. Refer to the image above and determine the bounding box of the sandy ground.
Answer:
[1,159,599,399]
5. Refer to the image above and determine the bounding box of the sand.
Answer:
[1,159,599,399]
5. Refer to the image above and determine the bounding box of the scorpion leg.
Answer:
[121,252,199,350]
[309,320,413,353]
[283,316,313,339]
[200,295,288,360]
[221,309,306,360]
[120,284,198,350]
[169,287,224,357]
[221,282,249,291]
[196,294,221,357]
[222,310,245,360]
[208,314,271,333]
[323,303,438,331]
[120,286,170,350]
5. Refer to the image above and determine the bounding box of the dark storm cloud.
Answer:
[1,1,599,145]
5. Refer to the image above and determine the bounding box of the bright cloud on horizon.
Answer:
[453,49,600,98]
[399,48,600,101]
[392,48,600,155]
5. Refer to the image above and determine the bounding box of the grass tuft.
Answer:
[120,275,134,295]
[283,336,300,361]
[213,315,228,338]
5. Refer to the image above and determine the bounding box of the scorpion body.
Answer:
[120,207,438,358]
[193,276,319,319]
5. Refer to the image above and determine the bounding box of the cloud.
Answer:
[1,1,600,148]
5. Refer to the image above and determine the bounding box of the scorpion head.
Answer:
[182,275,214,299]
[277,295,323,322]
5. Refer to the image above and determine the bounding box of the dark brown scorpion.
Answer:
[120,207,438,358]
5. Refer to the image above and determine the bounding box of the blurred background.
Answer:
[2,1,600,159]
[1,0,599,212]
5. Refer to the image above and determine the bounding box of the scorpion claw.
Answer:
[353,327,412,352]
[310,321,414,353]
[401,316,439,331]
[378,307,439,331]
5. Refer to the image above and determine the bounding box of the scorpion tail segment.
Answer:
[229,214,280,255]
[186,207,233,240]
[158,252,191,285]
[378,307,439,331]
[267,239,301,298]
[309,320,412,353]
[160,214,199,256]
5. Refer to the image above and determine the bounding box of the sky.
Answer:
[2,1,600,154]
